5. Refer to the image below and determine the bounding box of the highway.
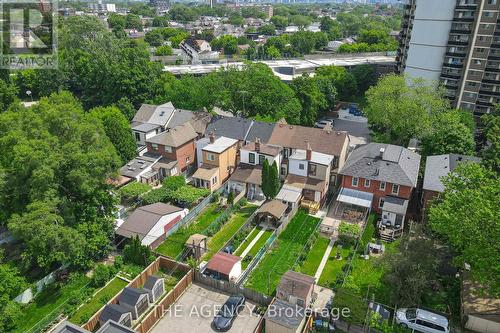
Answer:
[163,54,396,81]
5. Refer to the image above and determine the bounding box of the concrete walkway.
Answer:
[240,227,267,258]
[314,238,336,281]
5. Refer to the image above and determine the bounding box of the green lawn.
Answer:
[299,235,331,277]
[204,205,257,260]
[13,274,90,333]
[241,229,274,269]
[233,227,260,256]
[245,210,320,295]
[156,203,222,258]
[318,245,352,287]
[69,277,128,325]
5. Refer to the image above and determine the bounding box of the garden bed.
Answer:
[298,235,330,277]
[245,210,320,295]
[203,205,257,260]
[69,277,128,325]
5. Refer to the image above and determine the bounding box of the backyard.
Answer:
[203,204,258,260]
[155,203,222,258]
[245,210,321,295]
[233,228,261,257]
[69,277,128,325]
[298,234,331,277]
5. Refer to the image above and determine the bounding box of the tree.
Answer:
[421,110,475,157]
[1,92,120,271]
[271,15,288,30]
[261,159,271,200]
[320,17,342,40]
[428,163,500,292]
[123,236,155,266]
[125,14,143,31]
[90,106,137,164]
[290,31,316,55]
[266,45,281,59]
[92,263,112,287]
[145,29,164,47]
[0,251,27,331]
[155,45,173,56]
[107,13,126,29]
[291,74,327,126]
[258,24,276,36]
[269,161,280,199]
[315,66,357,102]
[480,107,500,173]
[152,16,169,27]
[0,79,18,112]
[382,228,440,306]
[364,74,450,146]
[115,96,136,121]
[227,191,235,205]
[211,35,238,55]
[350,64,377,95]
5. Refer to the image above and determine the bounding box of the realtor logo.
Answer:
[0,0,58,69]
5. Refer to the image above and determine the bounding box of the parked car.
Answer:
[396,308,450,333]
[314,119,334,129]
[212,294,246,331]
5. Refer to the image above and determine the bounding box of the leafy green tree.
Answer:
[266,45,281,59]
[320,16,342,40]
[125,14,143,31]
[152,16,169,27]
[364,74,450,145]
[261,159,271,200]
[291,74,327,126]
[315,65,357,102]
[289,14,311,28]
[107,13,126,29]
[123,236,155,266]
[0,79,18,112]
[228,13,244,26]
[480,107,500,173]
[145,29,164,47]
[350,64,377,95]
[227,191,235,205]
[271,15,288,30]
[155,45,174,56]
[211,35,238,55]
[115,96,136,121]
[129,3,155,17]
[1,92,120,270]
[429,163,500,292]
[290,31,316,55]
[169,5,199,22]
[421,110,475,157]
[258,24,276,36]
[92,263,112,287]
[269,161,280,199]
[90,106,137,164]
[0,250,27,331]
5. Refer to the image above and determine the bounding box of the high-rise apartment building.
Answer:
[397,0,500,117]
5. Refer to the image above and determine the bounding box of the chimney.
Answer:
[255,137,261,152]
[379,147,385,158]
[306,142,312,161]
[209,132,215,144]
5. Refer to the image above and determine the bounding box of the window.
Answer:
[308,164,317,176]
[135,132,140,141]
[379,197,385,208]
[249,153,255,164]
[207,153,215,161]
[165,146,172,153]
[392,184,399,195]
[352,177,359,187]
[379,181,386,191]
[212,176,217,185]
[151,143,159,151]
[299,163,305,170]
[364,179,370,188]
[258,155,266,165]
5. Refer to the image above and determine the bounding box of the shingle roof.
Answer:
[257,200,288,219]
[131,122,160,133]
[97,320,137,333]
[206,252,241,275]
[146,122,198,147]
[265,299,305,329]
[423,154,481,192]
[189,112,212,135]
[167,109,195,129]
[285,174,325,192]
[116,203,184,240]
[245,121,276,143]
[203,136,238,153]
[143,275,163,291]
[241,141,281,157]
[99,304,131,326]
[53,321,90,333]
[340,143,421,187]
[268,123,348,156]
[206,117,253,141]
[229,164,262,185]
[278,271,315,301]
[133,102,176,127]
[119,287,149,306]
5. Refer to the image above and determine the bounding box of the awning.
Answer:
[276,185,302,204]
[337,187,373,208]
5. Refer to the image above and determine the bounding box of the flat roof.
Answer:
[289,149,334,166]
[337,187,373,208]
[203,136,238,153]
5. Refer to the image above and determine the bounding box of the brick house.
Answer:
[145,122,198,176]
[339,143,421,240]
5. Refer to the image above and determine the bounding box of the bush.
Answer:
[163,175,186,191]
[92,264,111,287]
[123,236,155,266]
[227,192,235,205]
[114,255,124,271]
[118,182,152,200]
[211,192,220,203]
[239,197,248,206]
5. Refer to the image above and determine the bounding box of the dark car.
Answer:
[212,295,246,331]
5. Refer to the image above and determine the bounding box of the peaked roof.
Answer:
[146,122,198,147]
[278,271,315,301]
[144,275,163,291]
[268,123,349,156]
[206,252,241,275]
[53,321,90,333]
[340,143,421,187]
[423,154,481,192]
[119,287,149,306]
[97,320,137,333]
[206,116,254,141]
[167,109,195,129]
[99,304,131,326]
[133,102,176,127]
[245,121,276,143]
[116,203,184,240]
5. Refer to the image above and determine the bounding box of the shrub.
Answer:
[123,236,155,266]
[227,192,235,205]
[118,182,151,200]
[92,264,111,287]
[239,197,247,206]
[163,175,186,191]
[114,255,124,271]
[210,192,220,203]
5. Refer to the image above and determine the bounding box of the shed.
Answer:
[265,299,306,333]
[53,321,91,333]
[204,252,242,282]
[118,287,150,319]
[256,200,288,227]
[143,275,165,303]
[185,233,208,259]
[99,304,133,327]
[96,320,138,333]
[276,271,315,308]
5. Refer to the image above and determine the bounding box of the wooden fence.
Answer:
[83,256,191,332]
[194,270,272,306]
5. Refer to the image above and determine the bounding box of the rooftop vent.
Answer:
[379,147,385,157]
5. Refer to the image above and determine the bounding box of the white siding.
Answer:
[288,158,308,177]
[404,0,456,84]
[142,209,189,246]
[240,149,280,166]
[229,261,242,282]
[196,138,210,167]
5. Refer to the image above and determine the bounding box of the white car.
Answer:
[314,120,333,129]
[396,308,449,333]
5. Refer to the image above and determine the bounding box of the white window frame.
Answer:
[364,179,370,188]
[379,181,386,191]
[352,177,359,187]
[392,184,399,195]
[249,152,256,164]
[207,153,215,161]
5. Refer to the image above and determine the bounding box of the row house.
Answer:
[192,134,238,192]
[338,143,421,241]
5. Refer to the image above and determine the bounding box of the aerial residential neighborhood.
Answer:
[0,1,498,333]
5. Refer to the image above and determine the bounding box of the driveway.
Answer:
[150,283,262,333]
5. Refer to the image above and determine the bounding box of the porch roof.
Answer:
[337,187,373,208]
[382,196,408,215]
[192,165,218,181]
